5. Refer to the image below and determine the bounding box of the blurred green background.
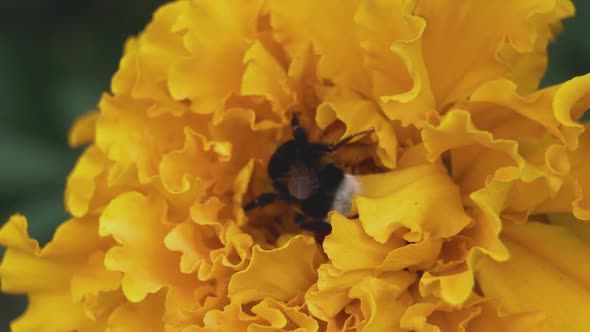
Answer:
[0,0,589,330]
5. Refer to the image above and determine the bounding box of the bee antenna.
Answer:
[326,127,375,151]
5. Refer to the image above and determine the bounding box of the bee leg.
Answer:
[295,213,332,234]
[244,192,278,211]
[291,113,308,143]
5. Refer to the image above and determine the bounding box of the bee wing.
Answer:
[288,164,318,199]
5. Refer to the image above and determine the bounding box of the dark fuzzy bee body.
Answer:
[268,140,345,219]
[244,113,373,235]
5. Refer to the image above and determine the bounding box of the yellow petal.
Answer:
[159,128,231,194]
[228,235,320,304]
[249,298,320,332]
[401,301,479,332]
[317,99,397,169]
[323,213,405,272]
[111,1,188,100]
[0,215,108,294]
[547,213,590,243]
[349,273,416,332]
[0,214,39,254]
[415,0,571,107]
[65,146,106,217]
[188,303,253,332]
[552,73,590,148]
[168,0,261,113]
[419,268,474,306]
[306,265,368,320]
[241,41,293,109]
[71,251,122,305]
[105,291,166,332]
[567,123,590,220]
[99,192,195,302]
[69,110,99,147]
[96,94,192,183]
[476,221,590,331]
[376,236,443,272]
[265,0,367,94]
[422,109,523,193]
[354,0,436,128]
[11,291,93,332]
[466,298,546,332]
[356,164,471,242]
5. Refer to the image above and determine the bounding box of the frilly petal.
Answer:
[241,41,294,110]
[228,235,321,304]
[476,221,590,331]
[0,215,110,294]
[377,236,443,272]
[106,290,166,331]
[0,215,115,331]
[305,265,368,320]
[10,292,93,332]
[69,110,99,148]
[415,0,573,107]
[316,99,397,169]
[419,268,474,306]
[111,1,189,102]
[348,274,415,332]
[356,164,471,242]
[552,73,590,148]
[422,109,524,193]
[323,213,405,272]
[167,0,262,113]
[159,128,232,194]
[99,192,195,302]
[71,251,122,305]
[65,145,106,217]
[265,0,367,94]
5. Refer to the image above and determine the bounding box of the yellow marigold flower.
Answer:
[2,0,590,331]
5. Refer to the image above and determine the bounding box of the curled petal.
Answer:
[65,146,106,217]
[71,251,122,305]
[356,164,471,242]
[106,291,166,332]
[266,0,367,93]
[415,0,573,107]
[323,213,405,272]
[476,221,590,331]
[11,292,94,332]
[228,235,321,304]
[241,41,293,109]
[376,236,443,272]
[348,273,416,332]
[419,268,473,306]
[317,99,397,169]
[99,192,195,302]
[306,265,368,320]
[69,110,99,148]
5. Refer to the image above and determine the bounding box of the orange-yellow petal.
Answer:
[99,192,194,302]
[228,235,320,304]
[65,146,106,217]
[476,221,590,331]
[69,110,99,148]
[323,213,405,272]
[356,164,471,242]
[105,290,166,332]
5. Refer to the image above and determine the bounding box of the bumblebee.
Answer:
[244,113,374,235]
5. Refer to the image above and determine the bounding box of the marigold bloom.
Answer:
[2,0,590,331]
